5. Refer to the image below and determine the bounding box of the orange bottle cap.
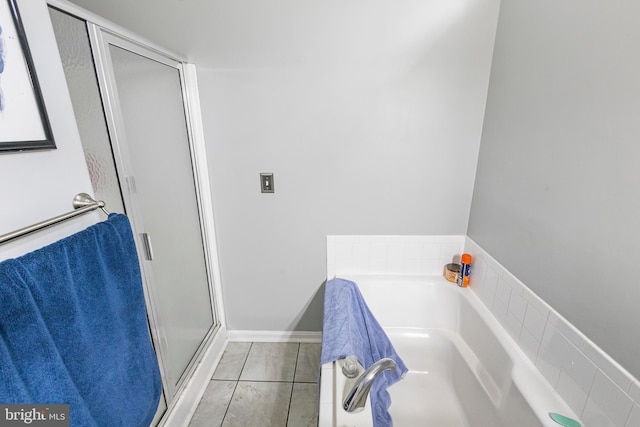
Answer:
[461,254,472,264]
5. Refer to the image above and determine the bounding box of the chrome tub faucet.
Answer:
[342,357,397,413]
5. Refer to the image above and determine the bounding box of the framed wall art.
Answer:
[0,0,55,152]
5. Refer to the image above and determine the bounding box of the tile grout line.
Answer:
[236,341,254,382]
[220,342,254,426]
[284,343,301,427]
[219,379,240,427]
[293,342,302,383]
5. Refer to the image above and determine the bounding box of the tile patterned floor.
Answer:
[189,342,321,427]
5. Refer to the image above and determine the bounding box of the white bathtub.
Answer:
[318,275,582,427]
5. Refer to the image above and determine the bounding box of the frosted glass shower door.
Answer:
[94,33,217,394]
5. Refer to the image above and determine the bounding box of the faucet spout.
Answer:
[342,357,397,413]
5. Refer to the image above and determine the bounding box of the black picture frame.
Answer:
[0,0,55,152]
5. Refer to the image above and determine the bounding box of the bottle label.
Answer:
[459,263,471,287]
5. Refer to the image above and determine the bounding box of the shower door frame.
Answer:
[46,0,226,412]
[89,27,222,402]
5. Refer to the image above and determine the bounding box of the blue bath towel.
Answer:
[321,278,408,427]
[0,214,161,427]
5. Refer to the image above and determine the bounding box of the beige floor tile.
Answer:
[212,342,252,380]
[240,343,299,382]
[294,343,321,383]
[287,383,319,427]
[223,381,292,427]
[189,380,236,427]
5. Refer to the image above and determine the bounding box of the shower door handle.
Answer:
[141,232,154,261]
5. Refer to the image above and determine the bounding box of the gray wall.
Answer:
[195,1,499,331]
[62,0,498,332]
[468,0,640,378]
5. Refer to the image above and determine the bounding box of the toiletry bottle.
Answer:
[458,254,472,287]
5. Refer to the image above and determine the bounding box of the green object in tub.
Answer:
[549,412,581,427]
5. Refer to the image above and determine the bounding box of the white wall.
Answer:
[196,0,500,331]
[0,0,96,261]
[468,0,640,379]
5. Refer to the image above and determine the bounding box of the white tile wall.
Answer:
[465,237,640,427]
[326,235,465,279]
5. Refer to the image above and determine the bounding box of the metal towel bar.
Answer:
[0,193,109,245]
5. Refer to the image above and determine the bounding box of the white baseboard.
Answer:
[227,330,322,343]
[159,326,228,427]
